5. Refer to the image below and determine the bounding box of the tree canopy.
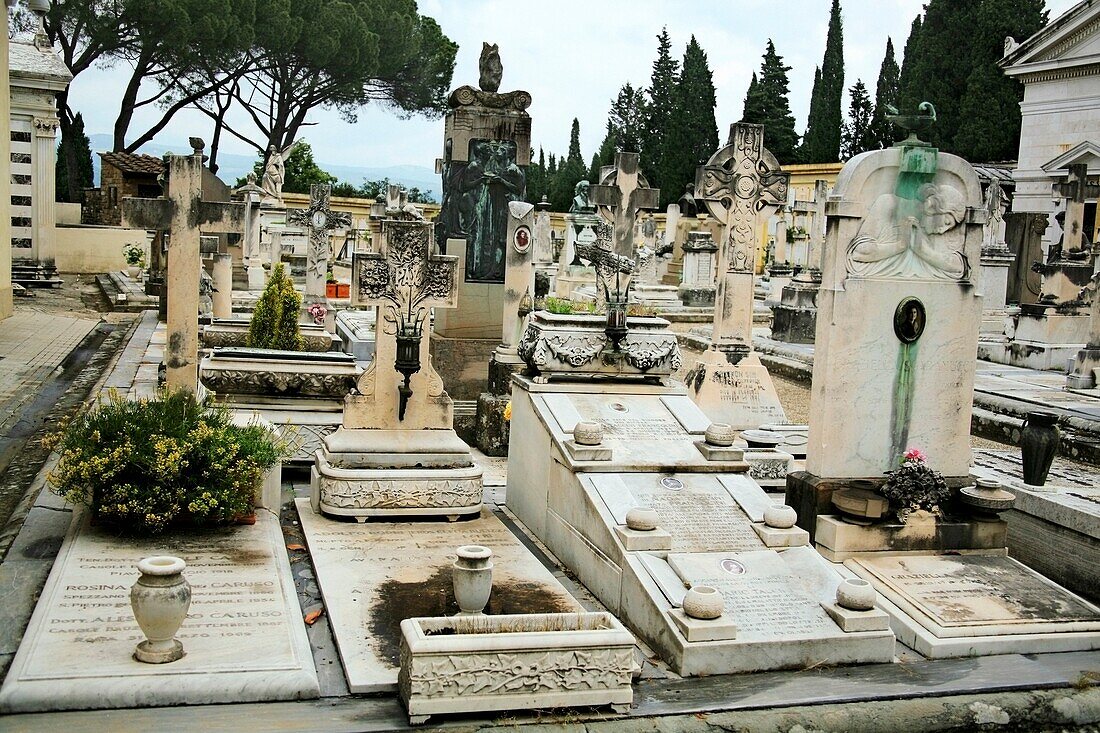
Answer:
[741,40,799,163]
[662,36,719,209]
[868,38,901,150]
[841,79,875,159]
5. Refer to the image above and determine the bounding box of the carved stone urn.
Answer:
[835,578,876,611]
[704,423,736,447]
[625,507,659,531]
[130,556,191,664]
[453,545,494,615]
[763,504,798,529]
[573,421,605,446]
[682,585,724,620]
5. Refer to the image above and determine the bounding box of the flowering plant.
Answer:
[122,243,145,267]
[307,302,328,325]
[44,390,283,535]
[503,401,512,421]
[880,447,950,522]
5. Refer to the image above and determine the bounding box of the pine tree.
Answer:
[802,0,845,162]
[868,38,900,149]
[641,27,680,206]
[663,36,719,210]
[752,40,799,163]
[55,112,93,203]
[841,79,875,159]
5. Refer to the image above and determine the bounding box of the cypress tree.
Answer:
[953,0,1046,161]
[752,40,799,163]
[641,27,680,206]
[868,38,900,149]
[798,66,822,162]
[56,112,93,203]
[608,83,647,153]
[552,118,587,211]
[663,36,719,210]
[802,0,845,163]
[590,122,616,183]
[897,15,923,113]
[742,73,765,123]
[841,79,875,159]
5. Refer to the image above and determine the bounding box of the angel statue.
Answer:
[261,140,301,204]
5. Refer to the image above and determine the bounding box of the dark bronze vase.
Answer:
[1021,411,1060,486]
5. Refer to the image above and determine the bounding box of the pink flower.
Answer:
[904,448,927,462]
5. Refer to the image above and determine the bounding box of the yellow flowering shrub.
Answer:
[47,390,283,535]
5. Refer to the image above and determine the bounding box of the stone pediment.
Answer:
[1002,2,1100,77]
[1042,141,1100,175]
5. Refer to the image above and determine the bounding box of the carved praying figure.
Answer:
[847,182,969,281]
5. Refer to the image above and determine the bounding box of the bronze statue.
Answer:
[678,183,698,217]
[570,180,594,214]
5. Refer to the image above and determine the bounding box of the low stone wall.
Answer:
[54,224,147,273]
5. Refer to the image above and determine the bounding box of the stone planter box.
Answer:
[199,347,359,398]
[326,282,350,299]
[201,319,336,352]
[517,310,681,380]
[398,612,635,725]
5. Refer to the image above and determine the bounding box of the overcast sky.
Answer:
[65,0,1077,171]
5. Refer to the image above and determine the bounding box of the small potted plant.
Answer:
[880,448,951,523]
[45,390,284,535]
[326,267,339,299]
[122,243,145,279]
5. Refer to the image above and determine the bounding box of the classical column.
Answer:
[31,116,59,266]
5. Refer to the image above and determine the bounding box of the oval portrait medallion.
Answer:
[893,297,926,344]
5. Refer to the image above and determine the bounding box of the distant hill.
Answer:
[87,134,441,201]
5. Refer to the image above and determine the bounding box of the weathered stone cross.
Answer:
[351,219,458,425]
[122,144,246,392]
[1054,163,1100,255]
[589,152,660,260]
[288,183,351,300]
[695,122,789,360]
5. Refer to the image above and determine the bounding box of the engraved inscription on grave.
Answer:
[855,555,1100,627]
[616,477,767,553]
[711,370,786,419]
[671,551,835,640]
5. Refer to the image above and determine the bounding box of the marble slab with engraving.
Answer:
[666,549,841,642]
[295,500,582,693]
[586,472,767,553]
[846,554,1100,657]
[536,392,723,469]
[0,512,319,713]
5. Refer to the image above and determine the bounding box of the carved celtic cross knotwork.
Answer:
[354,219,458,333]
[589,152,660,260]
[696,123,789,273]
[288,183,352,280]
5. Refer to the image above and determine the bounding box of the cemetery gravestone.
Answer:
[684,123,789,429]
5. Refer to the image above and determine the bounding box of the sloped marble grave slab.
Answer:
[295,501,582,693]
[845,554,1100,659]
[506,380,895,676]
[0,512,318,713]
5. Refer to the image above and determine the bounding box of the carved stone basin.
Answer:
[198,347,360,398]
[517,310,681,380]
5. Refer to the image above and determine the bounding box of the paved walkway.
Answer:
[0,310,101,436]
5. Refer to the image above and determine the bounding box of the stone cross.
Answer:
[695,123,789,360]
[589,152,660,260]
[791,179,827,273]
[287,183,351,300]
[122,145,246,392]
[1054,163,1100,255]
[348,219,458,429]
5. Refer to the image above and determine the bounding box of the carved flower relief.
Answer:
[621,335,682,372]
[199,368,357,397]
[319,477,483,509]
[403,648,634,698]
[749,459,789,481]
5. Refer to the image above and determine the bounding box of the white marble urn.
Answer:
[573,421,605,446]
[625,507,659,531]
[453,545,494,615]
[836,578,877,611]
[704,423,736,447]
[763,504,798,529]
[130,556,191,664]
[682,585,724,620]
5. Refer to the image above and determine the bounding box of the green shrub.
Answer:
[248,263,302,350]
[544,297,575,315]
[45,390,284,535]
